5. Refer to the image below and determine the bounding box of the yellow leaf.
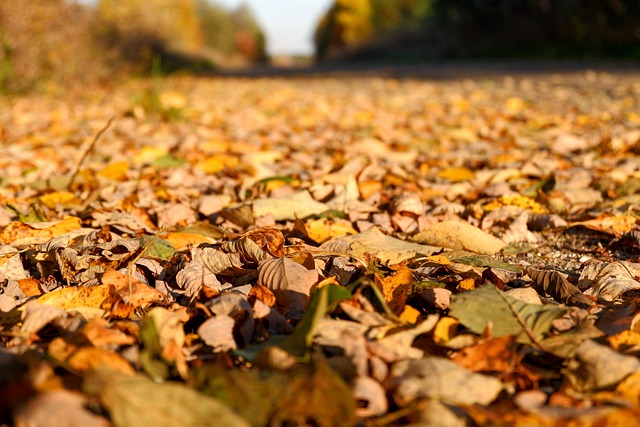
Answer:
[374,262,413,315]
[457,278,476,291]
[195,154,239,174]
[37,285,115,311]
[98,161,129,181]
[200,138,232,153]
[38,191,79,209]
[133,146,167,164]
[161,232,217,251]
[504,97,526,113]
[0,217,82,246]
[453,98,470,111]
[433,317,459,345]
[616,372,640,404]
[302,218,357,244]
[48,216,83,236]
[159,90,187,110]
[399,305,420,324]
[424,254,452,265]
[484,194,547,214]
[437,167,475,182]
[609,330,640,352]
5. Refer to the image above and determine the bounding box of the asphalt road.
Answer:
[208,59,640,81]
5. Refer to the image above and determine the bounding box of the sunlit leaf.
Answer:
[449,284,567,345]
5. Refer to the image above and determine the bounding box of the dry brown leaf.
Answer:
[48,336,134,375]
[579,260,640,301]
[14,390,112,427]
[101,268,165,309]
[412,220,506,255]
[390,357,502,406]
[257,257,319,316]
[529,269,595,308]
[570,214,637,237]
[451,335,518,372]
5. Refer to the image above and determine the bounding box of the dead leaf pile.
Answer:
[2,70,640,425]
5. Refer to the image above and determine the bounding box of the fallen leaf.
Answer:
[336,226,440,264]
[451,335,519,372]
[257,257,319,316]
[14,390,111,427]
[564,339,640,392]
[252,191,329,221]
[198,315,237,352]
[297,217,357,244]
[140,307,188,380]
[449,284,567,345]
[1,217,82,246]
[101,268,165,309]
[570,214,637,237]
[38,191,80,208]
[390,357,502,406]
[374,262,413,315]
[579,260,640,301]
[528,269,595,308]
[412,220,506,255]
[88,372,249,427]
[271,357,357,427]
[48,336,134,375]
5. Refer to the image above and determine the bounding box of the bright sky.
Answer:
[215,0,332,56]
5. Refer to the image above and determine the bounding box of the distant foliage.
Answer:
[428,0,640,57]
[98,0,267,70]
[98,0,206,72]
[0,0,268,92]
[0,0,114,92]
[98,0,204,52]
[315,0,430,60]
[314,0,640,60]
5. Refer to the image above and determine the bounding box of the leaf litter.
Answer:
[2,70,640,425]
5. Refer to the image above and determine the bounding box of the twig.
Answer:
[68,116,116,190]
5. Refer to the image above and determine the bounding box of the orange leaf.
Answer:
[374,262,413,315]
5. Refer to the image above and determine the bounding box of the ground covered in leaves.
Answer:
[2,68,640,426]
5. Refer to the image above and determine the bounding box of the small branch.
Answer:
[68,117,116,190]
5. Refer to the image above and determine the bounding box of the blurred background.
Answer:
[1,0,639,92]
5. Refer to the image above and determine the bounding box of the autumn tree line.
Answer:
[314,0,640,61]
[0,0,266,92]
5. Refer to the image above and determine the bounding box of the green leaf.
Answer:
[190,356,356,427]
[88,372,249,427]
[151,154,186,169]
[139,310,169,382]
[449,284,567,345]
[280,285,351,358]
[190,361,288,427]
[236,285,351,362]
[137,236,176,261]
